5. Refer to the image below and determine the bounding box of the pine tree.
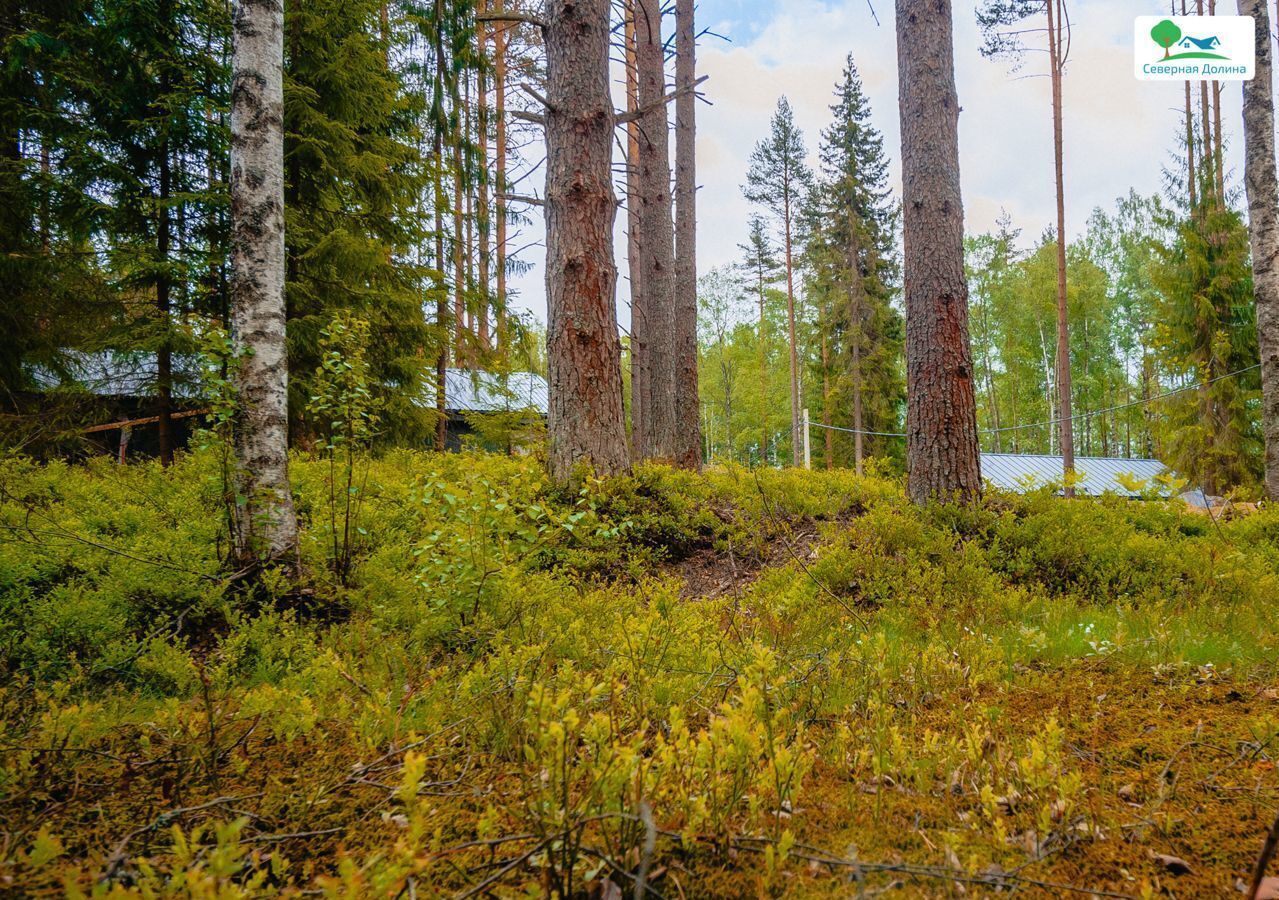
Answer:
[978,0,1075,491]
[898,0,981,503]
[738,216,782,463]
[743,97,811,467]
[542,0,629,480]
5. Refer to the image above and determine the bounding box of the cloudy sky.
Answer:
[505,0,1249,323]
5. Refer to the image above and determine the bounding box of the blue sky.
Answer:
[507,0,1248,323]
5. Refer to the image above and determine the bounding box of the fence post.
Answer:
[802,408,811,470]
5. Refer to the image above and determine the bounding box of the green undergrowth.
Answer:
[1,450,1277,897]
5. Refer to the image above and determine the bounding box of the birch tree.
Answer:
[230,0,299,568]
[1238,0,1279,499]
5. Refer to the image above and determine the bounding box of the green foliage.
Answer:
[3,454,1278,895]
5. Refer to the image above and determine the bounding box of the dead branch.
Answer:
[615,75,708,125]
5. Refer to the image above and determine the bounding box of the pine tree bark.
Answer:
[452,132,467,364]
[783,194,801,466]
[230,0,299,568]
[635,0,677,459]
[1048,0,1075,495]
[1238,0,1279,500]
[756,265,768,462]
[847,213,866,474]
[543,0,630,481]
[897,0,981,505]
[477,1,491,352]
[625,4,647,457]
[672,0,701,469]
[494,5,508,352]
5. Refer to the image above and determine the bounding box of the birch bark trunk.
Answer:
[1238,0,1279,499]
[230,0,299,568]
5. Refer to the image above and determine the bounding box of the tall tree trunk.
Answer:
[625,3,647,457]
[847,212,866,474]
[452,132,466,364]
[783,191,801,466]
[1048,0,1075,495]
[230,0,299,568]
[1210,0,1226,203]
[433,0,448,449]
[157,124,174,466]
[477,2,491,352]
[635,0,676,459]
[897,0,981,504]
[543,0,630,481]
[1239,0,1279,500]
[1181,0,1197,212]
[820,301,832,469]
[757,266,768,463]
[1198,0,1216,207]
[672,0,701,469]
[494,7,508,352]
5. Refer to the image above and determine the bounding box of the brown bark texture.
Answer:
[229,0,299,567]
[543,0,630,481]
[624,5,647,458]
[635,0,677,460]
[896,0,982,505]
[1048,0,1074,493]
[1239,0,1279,499]
[672,0,701,469]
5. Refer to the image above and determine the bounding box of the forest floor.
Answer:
[1,450,1278,897]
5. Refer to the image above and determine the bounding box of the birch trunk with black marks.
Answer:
[672,0,701,469]
[543,0,630,481]
[635,0,676,460]
[230,0,299,568]
[1239,0,1279,499]
[897,0,981,504]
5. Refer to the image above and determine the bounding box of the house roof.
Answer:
[29,350,203,399]
[424,368,549,415]
[980,453,1174,496]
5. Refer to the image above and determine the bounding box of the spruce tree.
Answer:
[284,0,432,444]
[806,55,903,472]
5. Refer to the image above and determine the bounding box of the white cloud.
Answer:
[506,0,1246,323]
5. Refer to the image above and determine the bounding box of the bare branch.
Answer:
[615,75,708,125]
[476,10,546,29]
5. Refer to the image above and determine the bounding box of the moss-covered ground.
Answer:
[1,451,1277,897]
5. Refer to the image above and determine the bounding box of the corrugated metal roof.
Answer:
[29,350,203,399]
[422,368,549,415]
[980,453,1175,496]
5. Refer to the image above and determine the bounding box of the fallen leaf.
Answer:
[1150,851,1192,875]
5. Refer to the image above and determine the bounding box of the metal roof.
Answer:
[29,350,203,399]
[423,368,549,415]
[980,453,1175,496]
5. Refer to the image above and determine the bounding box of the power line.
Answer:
[806,363,1261,440]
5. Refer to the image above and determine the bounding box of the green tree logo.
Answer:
[1151,19,1182,59]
